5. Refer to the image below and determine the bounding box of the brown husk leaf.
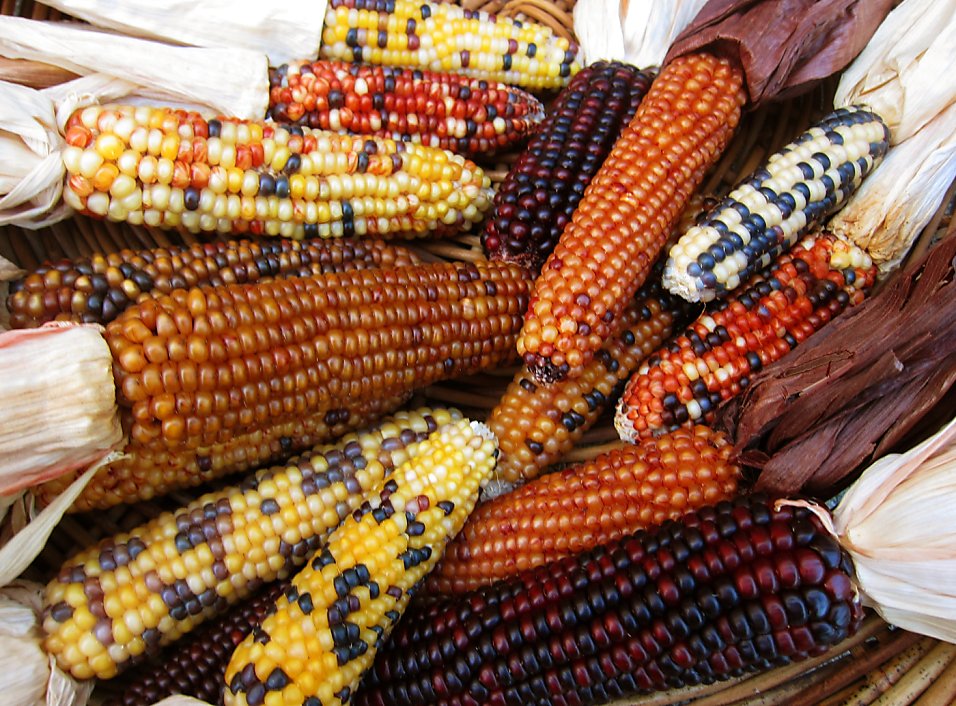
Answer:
[716,229,956,496]
[665,0,896,107]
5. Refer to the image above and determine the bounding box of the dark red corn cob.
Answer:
[481,61,656,272]
[108,580,288,706]
[355,495,862,706]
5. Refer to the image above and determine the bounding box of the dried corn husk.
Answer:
[0,324,120,497]
[572,0,708,67]
[36,0,326,67]
[828,0,956,270]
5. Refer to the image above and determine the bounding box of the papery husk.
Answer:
[832,416,956,643]
[0,323,121,497]
[0,17,268,119]
[572,0,708,67]
[36,0,326,67]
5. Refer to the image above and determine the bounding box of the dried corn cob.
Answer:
[223,418,497,706]
[60,104,493,241]
[42,407,462,681]
[36,392,411,512]
[319,0,582,91]
[663,106,890,303]
[269,60,545,157]
[6,238,419,329]
[517,53,746,384]
[488,284,687,485]
[110,580,290,706]
[482,61,656,271]
[616,234,877,442]
[37,258,529,509]
[357,495,863,705]
[430,425,742,594]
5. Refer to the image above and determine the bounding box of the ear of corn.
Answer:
[663,106,890,303]
[6,238,419,329]
[60,105,493,241]
[481,61,656,272]
[41,408,461,681]
[517,53,747,384]
[616,234,877,442]
[429,425,742,594]
[269,60,545,157]
[357,495,863,706]
[487,283,687,486]
[109,580,289,706]
[223,418,498,706]
[319,0,582,91]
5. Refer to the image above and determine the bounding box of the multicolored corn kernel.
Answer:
[517,53,746,384]
[487,283,688,485]
[319,0,582,92]
[6,238,419,328]
[664,106,890,303]
[616,234,877,442]
[269,60,545,157]
[42,407,461,681]
[357,495,863,706]
[223,418,498,706]
[429,425,742,594]
[110,579,289,706]
[482,61,656,271]
[60,104,493,241]
[37,392,412,512]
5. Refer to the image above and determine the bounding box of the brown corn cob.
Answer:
[108,580,289,706]
[42,407,462,681]
[60,104,493,241]
[429,426,742,594]
[357,495,864,706]
[269,60,545,157]
[482,61,656,272]
[487,283,688,486]
[36,259,529,510]
[6,238,419,328]
[616,234,877,442]
[517,53,746,384]
[223,418,497,706]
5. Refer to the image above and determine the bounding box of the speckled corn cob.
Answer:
[319,0,582,91]
[269,60,545,157]
[42,407,461,681]
[60,104,493,240]
[223,418,498,706]
[663,107,890,303]
[429,426,742,594]
[357,495,863,706]
[6,238,419,328]
[482,61,656,271]
[109,580,289,706]
[488,284,687,485]
[616,234,877,442]
[37,392,411,512]
[517,53,746,384]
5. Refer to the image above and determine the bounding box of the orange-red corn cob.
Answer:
[616,234,877,441]
[429,425,741,594]
[269,60,545,157]
[487,283,689,485]
[6,238,419,328]
[517,53,746,384]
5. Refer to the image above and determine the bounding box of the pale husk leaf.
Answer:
[0,17,268,119]
[827,100,956,271]
[0,324,121,496]
[36,0,326,67]
[573,0,708,67]
[832,416,956,643]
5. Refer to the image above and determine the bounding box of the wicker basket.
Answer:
[1,1,955,704]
